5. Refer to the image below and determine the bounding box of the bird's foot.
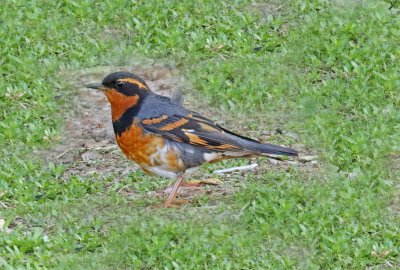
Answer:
[182,178,222,187]
[148,198,191,209]
[160,178,221,208]
[164,198,191,208]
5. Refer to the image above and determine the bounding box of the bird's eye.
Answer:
[116,81,124,87]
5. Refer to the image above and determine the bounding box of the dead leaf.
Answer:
[371,250,390,258]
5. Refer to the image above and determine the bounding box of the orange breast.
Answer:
[115,121,185,175]
[115,122,164,167]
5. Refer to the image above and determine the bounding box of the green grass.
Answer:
[1,0,399,269]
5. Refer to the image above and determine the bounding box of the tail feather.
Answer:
[252,142,298,156]
[220,126,298,157]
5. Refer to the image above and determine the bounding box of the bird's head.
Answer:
[85,72,150,121]
[86,71,151,99]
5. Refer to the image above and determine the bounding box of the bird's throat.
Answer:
[105,92,140,122]
[109,93,144,137]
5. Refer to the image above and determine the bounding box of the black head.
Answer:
[86,71,150,96]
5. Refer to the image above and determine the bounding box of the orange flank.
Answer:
[167,150,184,171]
[115,120,164,168]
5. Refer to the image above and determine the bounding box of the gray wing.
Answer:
[137,93,189,121]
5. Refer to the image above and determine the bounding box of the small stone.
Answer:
[348,172,358,179]
[269,159,279,165]
[81,151,99,162]
[286,131,300,141]
[147,191,156,197]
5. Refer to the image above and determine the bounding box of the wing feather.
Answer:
[141,114,246,152]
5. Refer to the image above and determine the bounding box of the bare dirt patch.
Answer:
[43,61,314,203]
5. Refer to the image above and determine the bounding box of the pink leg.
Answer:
[164,175,184,207]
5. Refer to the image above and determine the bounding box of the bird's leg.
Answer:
[164,175,185,207]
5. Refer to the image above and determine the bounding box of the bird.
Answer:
[85,71,298,207]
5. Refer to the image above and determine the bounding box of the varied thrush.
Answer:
[86,72,298,207]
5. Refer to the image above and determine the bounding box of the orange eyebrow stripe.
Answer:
[142,115,168,125]
[159,118,189,131]
[185,132,208,145]
[120,78,147,89]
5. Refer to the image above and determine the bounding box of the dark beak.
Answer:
[85,82,104,90]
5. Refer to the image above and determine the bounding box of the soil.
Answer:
[42,61,316,203]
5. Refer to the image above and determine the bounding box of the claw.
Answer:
[164,198,191,208]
